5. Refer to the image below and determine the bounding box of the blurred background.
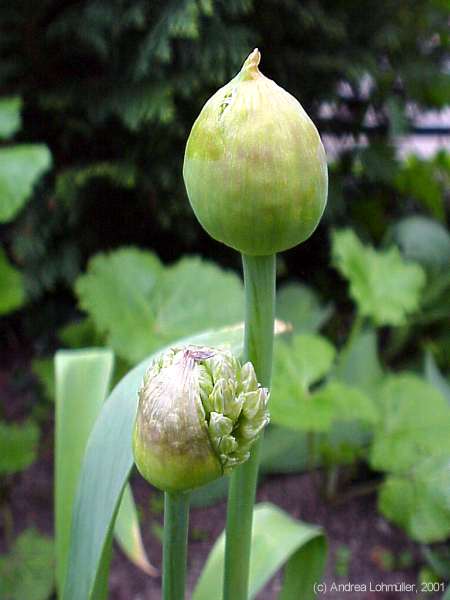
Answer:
[0,1,449,599]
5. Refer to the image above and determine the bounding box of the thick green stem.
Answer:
[223,254,276,600]
[162,491,190,600]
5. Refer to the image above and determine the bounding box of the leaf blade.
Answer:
[55,349,115,593]
[193,503,326,600]
[0,144,52,223]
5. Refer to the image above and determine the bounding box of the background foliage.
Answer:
[0,0,448,315]
[0,0,449,597]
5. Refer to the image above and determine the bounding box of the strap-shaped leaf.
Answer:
[193,502,326,600]
[63,324,244,600]
[55,349,156,598]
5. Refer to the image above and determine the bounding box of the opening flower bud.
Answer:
[133,346,269,493]
[183,49,328,256]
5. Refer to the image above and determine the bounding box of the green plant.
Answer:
[183,48,329,600]
[0,528,54,600]
[0,96,51,315]
[133,346,269,599]
[63,325,326,599]
[0,420,40,546]
[54,349,156,596]
[266,228,450,543]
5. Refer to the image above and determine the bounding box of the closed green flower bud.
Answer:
[133,346,269,493]
[183,49,328,256]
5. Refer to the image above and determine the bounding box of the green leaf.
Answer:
[54,162,137,206]
[275,334,336,392]
[190,477,229,508]
[390,216,450,272]
[113,485,158,576]
[425,351,450,404]
[75,249,244,363]
[55,349,155,594]
[152,256,243,343]
[370,374,450,473]
[0,248,25,315]
[422,545,450,580]
[313,381,378,425]
[276,283,332,334]
[379,456,450,543]
[0,97,22,140]
[64,324,245,600]
[0,528,54,600]
[332,229,425,326]
[333,329,383,394]
[270,334,376,432]
[55,349,115,592]
[395,153,450,222]
[32,358,55,401]
[58,318,104,349]
[0,144,52,223]
[0,419,39,475]
[193,503,326,600]
[260,426,311,473]
[75,248,163,362]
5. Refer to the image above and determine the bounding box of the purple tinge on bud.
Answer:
[133,345,269,492]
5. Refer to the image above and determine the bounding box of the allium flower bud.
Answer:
[133,346,269,493]
[183,49,328,256]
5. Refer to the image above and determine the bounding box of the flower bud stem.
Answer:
[223,254,276,600]
[163,491,190,600]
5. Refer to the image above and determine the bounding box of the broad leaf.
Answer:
[260,426,312,473]
[332,229,425,326]
[193,503,326,600]
[76,249,244,363]
[275,334,336,392]
[370,374,450,473]
[64,324,245,600]
[390,216,450,272]
[333,329,383,394]
[270,335,376,432]
[0,248,25,315]
[379,456,450,543]
[0,419,39,475]
[0,528,54,600]
[55,349,155,594]
[0,97,22,140]
[0,144,52,223]
[75,248,163,362]
[277,283,332,334]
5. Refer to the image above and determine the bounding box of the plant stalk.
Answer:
[223,254,276,600]
[162,491,190,600]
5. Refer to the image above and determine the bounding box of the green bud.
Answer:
[183,49,328,256]
[133,346,269,493]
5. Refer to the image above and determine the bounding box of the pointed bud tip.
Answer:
[241,48,261,79]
